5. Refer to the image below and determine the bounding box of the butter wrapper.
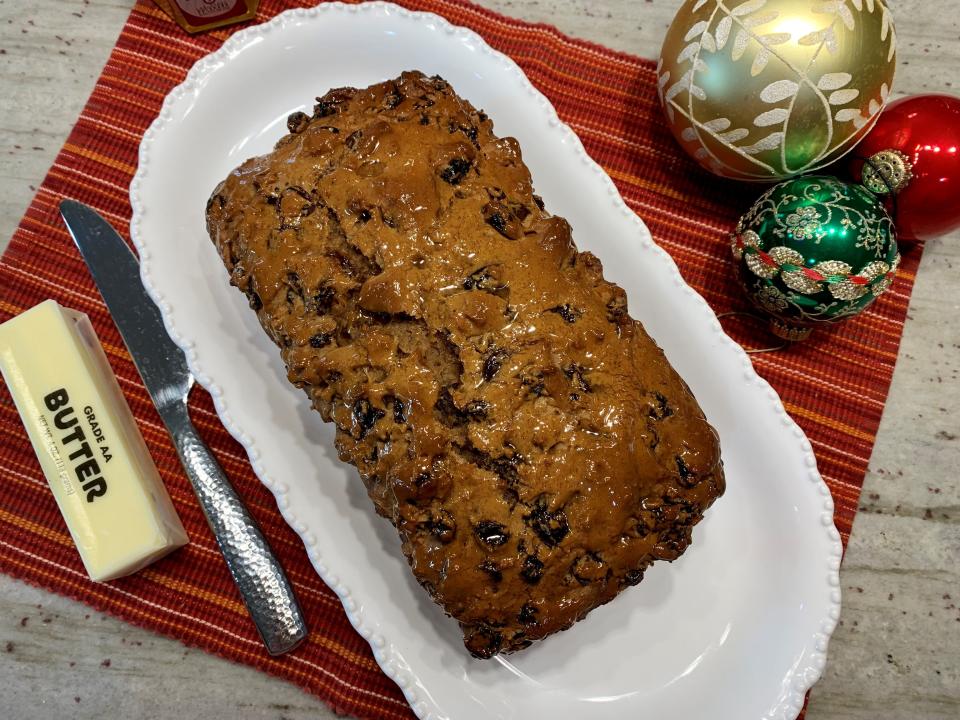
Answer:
[0,300,188,581]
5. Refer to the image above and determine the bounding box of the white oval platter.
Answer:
[130,4,842,719]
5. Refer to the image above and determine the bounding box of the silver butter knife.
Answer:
[60,200,308,656]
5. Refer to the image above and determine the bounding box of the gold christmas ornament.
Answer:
[657,0,897,181]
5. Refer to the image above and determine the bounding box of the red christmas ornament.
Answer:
[848,94,960,242]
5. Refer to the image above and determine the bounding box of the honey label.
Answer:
[153,0,259,34]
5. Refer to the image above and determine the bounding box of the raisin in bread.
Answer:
[206,71,724,658]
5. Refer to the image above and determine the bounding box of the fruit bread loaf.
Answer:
[206,70,724,658]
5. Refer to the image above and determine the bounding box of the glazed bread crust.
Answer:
[206,71,724,658]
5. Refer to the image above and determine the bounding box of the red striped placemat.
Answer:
[0,1,920,717]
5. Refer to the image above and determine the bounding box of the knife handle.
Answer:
[168,409,308,655]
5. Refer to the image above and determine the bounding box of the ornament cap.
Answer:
[862,149,914,195]
[769,318,813,343]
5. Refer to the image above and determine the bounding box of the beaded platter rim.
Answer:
[129,3,843,719]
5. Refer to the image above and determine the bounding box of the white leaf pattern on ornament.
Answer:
[760,79,799,103]
[702,117,732,132]
[664,70,691,103]
[837,3,856,30]
[754,108,789,127]
[715,15,732,49]
[741,131,784,155]
[692,0,710,11]
[817,72,852,90]
[743,11,779,29]
[752,48,771,76]
[657,69,670,93]
[685,20,710,42]
[798,28,827,46]
[701,31,717,53]
[824,26,840,53]
[718,128,750,143]
[731,28,751,61]
[677,41,701,64]
[834,108,862,123]
[732,0,767,16]
[829,88,860,105]
[762,32,791,45]
[802,5,844,51]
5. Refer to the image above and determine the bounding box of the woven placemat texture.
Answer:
[0,1,920,717]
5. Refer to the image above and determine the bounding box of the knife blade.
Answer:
[60,200,308,656]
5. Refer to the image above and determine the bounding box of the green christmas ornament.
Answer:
[731,176,899,341]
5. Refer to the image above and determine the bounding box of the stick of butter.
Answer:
[0,300,188,581]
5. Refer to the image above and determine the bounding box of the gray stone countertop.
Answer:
[0,1,957,718]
